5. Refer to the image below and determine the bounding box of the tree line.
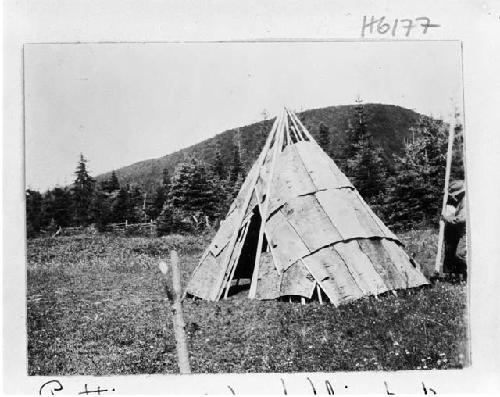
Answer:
[26,103,464,238]
[317,102,464,230]
[26,147,244,237]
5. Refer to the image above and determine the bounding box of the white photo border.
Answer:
[3,0,500,394]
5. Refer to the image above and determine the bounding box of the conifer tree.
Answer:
[347,135,387,204]
[212,144,226,181]
[101,171,120,192]
[162,168,171,190]
[42,187,73,228]
[108,170,120,192]
[146,169,171,221]
[147,185,167,220]
[228,142,242,186]
[71,154,95,226]
[221,141,244,214]
[157,157,219,234]
[128,185,146,222]
[40,191,53,228]
[156,202,178,236]
[330,119,353,173]
[52,187,73,227]
[344,100,388,204]
[384,117,448,229]
[26,189,43,237]
[111,187,131,223]
[90,190,113,231]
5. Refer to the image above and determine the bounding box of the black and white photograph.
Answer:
[23,40,469,376]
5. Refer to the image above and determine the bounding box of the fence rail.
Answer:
[40,220,158,237]
[110,220,156,229]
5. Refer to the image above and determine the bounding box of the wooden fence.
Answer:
[41,220,157,237]
[110,220,157,235]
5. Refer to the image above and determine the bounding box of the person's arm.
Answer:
[447,198,466,225]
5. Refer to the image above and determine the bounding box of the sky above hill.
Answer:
[25,41,463,191]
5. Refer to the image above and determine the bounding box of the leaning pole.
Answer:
[434,120,456,276]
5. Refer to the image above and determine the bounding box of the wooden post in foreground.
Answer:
[159,251,191,374]
[434,121,456,277]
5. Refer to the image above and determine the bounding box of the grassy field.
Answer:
[27,229,468,375]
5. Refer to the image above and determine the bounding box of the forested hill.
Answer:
[97,103,430,192]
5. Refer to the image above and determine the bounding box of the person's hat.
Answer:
[449,180,466,197]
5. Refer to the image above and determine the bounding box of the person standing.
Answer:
[441,180,467,282]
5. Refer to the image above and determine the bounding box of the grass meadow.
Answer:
[27,229,468,375]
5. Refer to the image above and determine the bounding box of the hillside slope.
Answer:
[97,104,429,191]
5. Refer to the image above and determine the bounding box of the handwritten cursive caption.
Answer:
[39,380,115,395]
[39,378,438,395]
[361,16,441,38]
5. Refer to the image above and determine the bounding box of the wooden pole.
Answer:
[288,115,300,142]
[284,111,292,147]
[287,108,315,141]
[287,109,309,141]
[288,111,305,141]
[434,121,456,276]
[316,284,323,305]
[248,110,285,299]
[159,251,191,374]
[192,115,280,301]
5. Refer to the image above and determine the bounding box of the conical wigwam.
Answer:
[185,108,428,305]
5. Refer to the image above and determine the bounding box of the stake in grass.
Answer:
[159,251,191,374]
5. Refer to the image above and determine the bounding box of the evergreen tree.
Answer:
[162,168,171,189]
[145,184,167,220]
[344,100,388,204]
[228,142,242,186]
[90,190,113,232]
[128,185,146,223]
[212,144,226,181]
[340,101,369,171]
[71,154,95,226]
[26,189,43,237]
[51,187,73,227]
[347,135,387,203]
[330,119,353,173]
[107,170,120,192]
[157,157,219,234]
[41,187,73,228]
[384,117,448,229]
[100,171,120,193]
[111,188,132,223]
[156,203,174,236]
[146,169,171,221]
[318,122,330,154]
[40,191,53,228]
[99,180,108,192]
